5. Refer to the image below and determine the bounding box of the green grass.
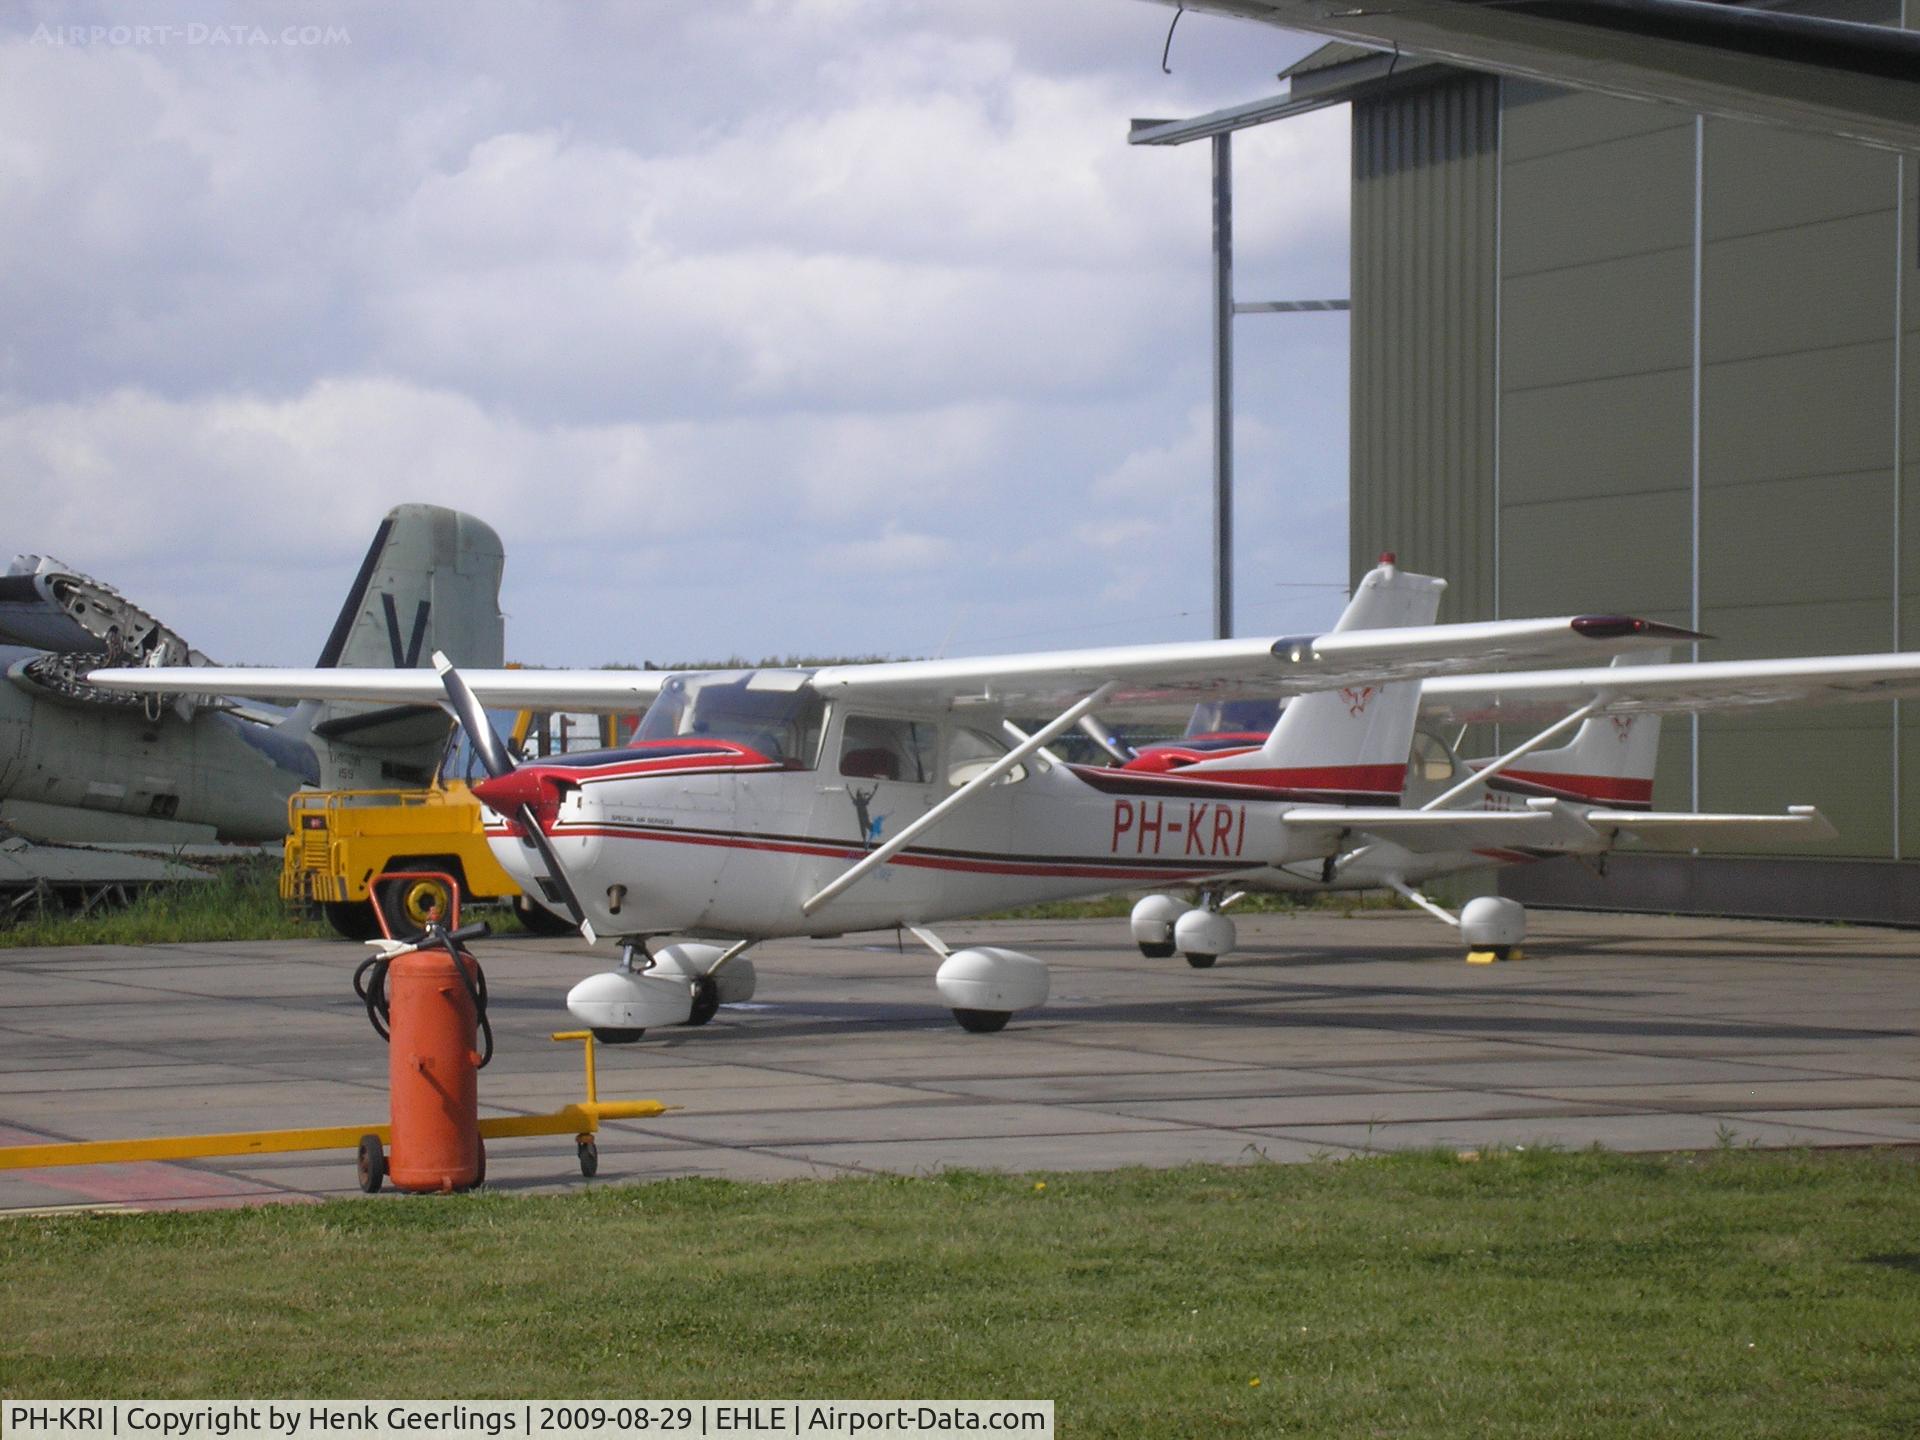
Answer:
[0,863,542,949]
[5,1149,1919,1435]
[0,862,329,948]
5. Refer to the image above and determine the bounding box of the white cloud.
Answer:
[0,0,1353,664]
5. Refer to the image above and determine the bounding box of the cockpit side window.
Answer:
[840,715,937,784]
[947,727,1027,787]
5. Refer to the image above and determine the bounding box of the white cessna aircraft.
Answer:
[1113,652,1889,967]
[93,558,1702,1036]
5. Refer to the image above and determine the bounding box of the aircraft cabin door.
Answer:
[805,712,941,917]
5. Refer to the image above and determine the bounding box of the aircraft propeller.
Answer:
[433,651,597,942]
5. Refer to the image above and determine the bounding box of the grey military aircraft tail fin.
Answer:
[291,505,507,789]
[314,504,506,672]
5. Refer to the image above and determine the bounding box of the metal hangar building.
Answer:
[1181,2,1919,922]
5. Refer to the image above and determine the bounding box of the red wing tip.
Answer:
[1570,615,1709,642]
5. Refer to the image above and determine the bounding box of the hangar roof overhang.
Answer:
[1130,45,1451,146]
[1136,0,1920,154]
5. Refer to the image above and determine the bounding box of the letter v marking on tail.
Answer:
[380,593,432,668]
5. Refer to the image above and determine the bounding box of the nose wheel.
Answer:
[686,975,721,1027]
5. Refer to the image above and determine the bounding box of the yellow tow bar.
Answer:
[0,1031,672,1180]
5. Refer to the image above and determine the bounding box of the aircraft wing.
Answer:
[84,666,672,713]
[809,615,1696,712]
[1166,0,1920,154]
[1281,800,1603,855]
[91,614,1693,717]
[1583,805,1837,849]
[1282,798,1835,855]
[1421,652,1920,728]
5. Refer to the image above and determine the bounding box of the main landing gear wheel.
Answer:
[686,975,721,1027]
[1184,952,1218,969]
[952,1008,1011,1034]
[576,1137,599,1177]
[1139,940,1175,959]
[592,1027,645,1044]
[356,1134,385,1194]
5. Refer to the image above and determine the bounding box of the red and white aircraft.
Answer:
[1113,644,1920,967]
[92,559,1703,1036]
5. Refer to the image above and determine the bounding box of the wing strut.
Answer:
[1418,698,1603,812]
[802,682,1119,916]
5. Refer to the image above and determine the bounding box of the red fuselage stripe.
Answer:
[484,822,1254,882]
[1495,770,1655,805]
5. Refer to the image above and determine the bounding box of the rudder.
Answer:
[1181,557,1445,803]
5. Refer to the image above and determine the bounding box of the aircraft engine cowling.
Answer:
[1130,894,1186,958]
[648,942,758,1005]
[566,969,695,1034]
[934,948,1050,1015]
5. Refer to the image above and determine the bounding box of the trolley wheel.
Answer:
[686,975,721,1027]
[577,1136,599,1177]
[356,1134,385,1194]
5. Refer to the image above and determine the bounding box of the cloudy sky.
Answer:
[1,0,1352,667]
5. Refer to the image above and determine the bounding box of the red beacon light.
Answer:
[1378,551,1397,566]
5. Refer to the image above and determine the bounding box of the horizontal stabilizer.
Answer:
[1282,799,1602,855]
[1583,805,1837,849]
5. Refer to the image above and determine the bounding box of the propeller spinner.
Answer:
[433,651,598,943]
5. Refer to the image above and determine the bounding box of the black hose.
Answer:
[352,920,495,1069]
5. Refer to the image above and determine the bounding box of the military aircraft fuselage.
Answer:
[0,647,297,843]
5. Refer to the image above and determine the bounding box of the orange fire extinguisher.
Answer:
[352,874,493,1194]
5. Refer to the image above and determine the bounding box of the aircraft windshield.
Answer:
[633,672,826,769]
[1184,698,1282,738]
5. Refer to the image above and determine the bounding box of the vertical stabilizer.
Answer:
[1477,652,1667,810]
[1181,556,1446,803]
[291,505,507,789]
[315,505,505,671]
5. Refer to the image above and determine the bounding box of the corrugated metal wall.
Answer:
[1346,4,1920,911]
[1349,75,1500,626]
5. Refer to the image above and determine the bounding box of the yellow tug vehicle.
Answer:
[283,708,627,939]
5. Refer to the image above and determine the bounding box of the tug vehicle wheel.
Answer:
[952,1008,1011,1034]
[513,896,578,936]
[378,875,458,940]
[324,901,381,941]
[356,1134,385,1194]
